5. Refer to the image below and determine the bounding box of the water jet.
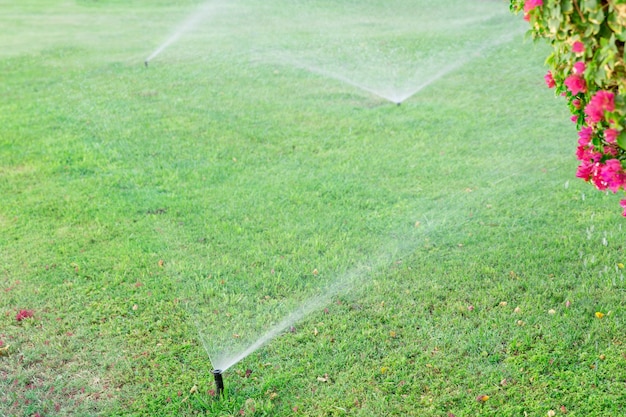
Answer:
[212,369,224,397]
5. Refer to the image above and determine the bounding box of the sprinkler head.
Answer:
[212,369,224,397]
[396,102,401,106]
[144,60,149,68]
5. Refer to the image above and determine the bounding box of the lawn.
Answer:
[1,0,626,416]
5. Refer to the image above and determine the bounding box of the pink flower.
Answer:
[572,41,585,54]
[578,126,593,146]
[604,145,620,157]
[573,61,586,74]
[544,71,556,88]
[16,309,34,322]
[576,161,594,180]
[571,115,578,123]
[564,74,586,95]
[524,0,543,13]
[591,168,608,191]
[600,159,626,192]
[576,144,602,164]
[605,128,619,144]
[572,98,581,109]
[585,90,615,123]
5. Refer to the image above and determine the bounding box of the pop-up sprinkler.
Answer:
[212,369,224,396]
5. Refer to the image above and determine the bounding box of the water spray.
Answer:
[144,1,218,64]
[212,369,224,396]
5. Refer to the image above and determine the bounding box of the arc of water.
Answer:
[210,272,355,372]
[266,24,526,104]
[210,250,399,372]
[145,1,219,63]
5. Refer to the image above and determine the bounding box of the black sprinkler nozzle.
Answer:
[212,369,224,396]
[144,60,148,68]
[396,102,401,106]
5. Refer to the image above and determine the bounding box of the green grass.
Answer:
[2,0,626,416]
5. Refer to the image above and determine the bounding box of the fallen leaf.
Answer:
[317,374,330,383]
[499,301,508,307]
[565,300,571,308]
[548,309,556,315]
[312,269,319,275]
[15,309,34,322]
[0,345,9,356]
[595,311,605,319]
[189,385,198,394]
[245,369,253,378]
[158,259,164,267]
[313,328,319,336]
[560,405,567,414]
[476,394,489,403]
[389,330,397,338]
[548,410,556,417]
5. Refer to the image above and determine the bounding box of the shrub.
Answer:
[510,0,626,215]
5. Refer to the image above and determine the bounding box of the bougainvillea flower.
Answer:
[16,309,34,322]
[572,41,585,54]
[573,61,586,74]
[604,128,619,144]
[585,90,615,123]
[572,98,581,109]
[575,161,594,181]
[578,126,593,146]
[564,74,586,95]
[523,0,543,13]
[620,199,626,216]
[601,159,626,192]
[544,71,556,88]
[604,145,620,157]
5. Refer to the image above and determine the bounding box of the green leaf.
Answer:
[588,8,606,25]
[617,130,626,150]
[583,0,599,12]
[561,0,574,14]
